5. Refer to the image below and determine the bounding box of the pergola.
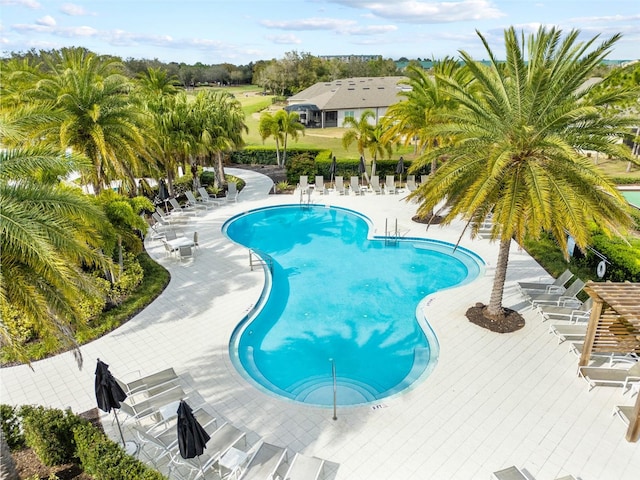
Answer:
[580,281,640,442]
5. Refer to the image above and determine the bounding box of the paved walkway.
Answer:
[1,168,638,480]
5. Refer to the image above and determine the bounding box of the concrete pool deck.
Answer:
[1,168,638,480]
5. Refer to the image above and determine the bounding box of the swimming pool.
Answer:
[621,190,640,209]
[224,205,483,406]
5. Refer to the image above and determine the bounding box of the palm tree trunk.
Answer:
[0,430,19,480]
[274,138,281,167]
[486,237,511,317]
[215,151,226,188]
[282,133,288,167]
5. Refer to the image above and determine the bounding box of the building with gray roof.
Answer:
[286,76,408,128]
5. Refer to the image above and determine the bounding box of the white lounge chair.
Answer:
[197,187,223,206]
[406,175,417,192]
[178,245,195,262]
[370,175,383,194]
[298,175,309,192]
[517,269,574,295]
[237,441,287,480]
[226,182,239,203]
[491,465,528,480]
[549,323,587,344]
[334,176,345,195]
[385,175,396,194]
[613,405,635,425]
[283,452,324,480]
[185,190,213,210]
[118,367,180,396]
[528,278,585,306]
[570,342,640,366]
[314,175,326,194]
[168,197,198,216]
[536,297,593,323]
[578,361,640,391]
[350,176,361,195]
[170,422,246,480]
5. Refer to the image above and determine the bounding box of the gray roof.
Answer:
[287,76,408,110]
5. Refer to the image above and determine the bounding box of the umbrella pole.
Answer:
[113,410,126,447]
[197,455,206,479]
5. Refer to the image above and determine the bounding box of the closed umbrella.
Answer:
[94,359,128,448]
[358,156,366,184]
[329,156,337,186]
[395,156,405,184]
[177,400,210,477]
[158,179,169,213]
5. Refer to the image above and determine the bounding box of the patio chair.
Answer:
[168,197,198,216]
[536,298,593,323]
[370,175,383,194]
[178,245,195,262]
[548,323,587,344]
[528,278,585,306]
[350,176,361,195]
[385,175,396,194]
[185,191,213,210]
[237,441,287,480]
[613,405,635,426]
[283,452,325,480]
[334,176,345,195]
[170,422,247,480]
[118,367,180,397]
[197,187,223,206]
[314,175,326,194]
[517,269,574,295]
[420,175,429,186]
[226,182,239,203]
[298,175,309,192]
[406,175,417,192]
[578,361,640,391]
[570,342,640,366]
[491,465,528,480]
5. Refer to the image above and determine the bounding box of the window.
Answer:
[344,111,355,119]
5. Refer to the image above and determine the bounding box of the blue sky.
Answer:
[1,0,638,65]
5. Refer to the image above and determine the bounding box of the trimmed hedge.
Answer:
[586,233,640,282]
[74,423,165,480]
[0,404,24,449]
[19,405,85,466]
[230,147,326,165]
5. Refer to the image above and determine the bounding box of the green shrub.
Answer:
[19,406,86,466]
[109,253,144,305]
[286,153,316,183]
[200,170,216,186]
[74,423,166,480]
[587,233,640,282]
[0,404,25,449]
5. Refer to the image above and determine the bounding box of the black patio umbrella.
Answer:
[177,400,210,476]
[358,155,366,183]
[329,155,337,186]
[395,156,405,182]
[158,179,169,213]
[94,359,128,447]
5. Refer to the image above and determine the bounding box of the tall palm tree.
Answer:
[383,58,472,174]
[258,111,284,166]
[410,27,638,322]
[276,110,305,167]
[342,110,376,175]
[22,47,156,195]
[0,146,111,363]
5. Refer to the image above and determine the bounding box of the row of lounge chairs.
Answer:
[516,270,639,436]
[116,368,327,480]
[492,465,576,480]
[298,174,422,195]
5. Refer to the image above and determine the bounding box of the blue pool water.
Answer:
[224,205,482,406]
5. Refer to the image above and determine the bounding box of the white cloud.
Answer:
[60,3,94,16]
[0,0,41,9]
[327,0,505,23]
[261,17,357,32]
[266,34,302,45]
[36,15,55,27]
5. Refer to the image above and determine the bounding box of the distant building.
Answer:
[317,54,382,63]
[286,76,408,128]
